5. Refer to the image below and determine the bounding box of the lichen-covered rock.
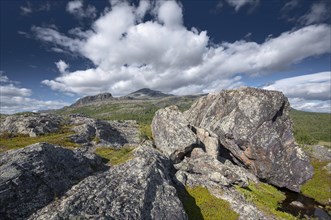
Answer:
[0,113,63,137]
[69,115,140,147]
[194,127,220,159]
[0,143,106,219]
[185,87,313,192]
[174,154,257,188]
[29,142,187,220]
[152,105,197,163]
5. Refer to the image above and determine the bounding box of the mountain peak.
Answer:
[127,88,172,99]
[71,93,113,107]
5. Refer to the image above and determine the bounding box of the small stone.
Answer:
[290,201,305,208]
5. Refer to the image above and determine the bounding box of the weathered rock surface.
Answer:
[69,115,140,147]
[175,152,258,188]
[0,143,106,219]
[0,113,63,137]
[152,105,197,163]
[29,142,187,220]
[71,92,113,107]
[184,87,313,192]
[194,127,220,159]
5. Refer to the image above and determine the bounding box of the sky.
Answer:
[0,0,330,114]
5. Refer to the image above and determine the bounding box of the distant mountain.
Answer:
[70,89,172,107]
[126,88,173,99]
[71,93,113,107]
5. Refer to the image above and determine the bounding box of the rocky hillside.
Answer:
[70,88,173,108]
[0,87,326,220]
[125,88,173,99]
[71,92,113,107]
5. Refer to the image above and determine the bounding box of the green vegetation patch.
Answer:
[0,126,79,152]
[236,182,296,220]
[95,147,134,165]
[291,109,331,145]
[179,186,239,220]
[301,159,331,205]
[138,123,153,141]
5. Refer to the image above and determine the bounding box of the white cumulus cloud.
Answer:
[264,72,331,112]
[29,0,331,112]
[55,60,69,74]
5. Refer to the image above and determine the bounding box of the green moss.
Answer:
[0,126,79,152]
[92,136,101,144]
[179,186,239,220]
[95,147,134,165]
[236,182,297,220]
[138,123,153,141]
[301,159,331,205]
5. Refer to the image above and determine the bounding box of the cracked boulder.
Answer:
[69,115,140,147]
[0,113,63,137]
[0,143,106,219]
[29,142,187,220]
[152,105,197,163]
[185,87,313,192]
[175,152,258,188]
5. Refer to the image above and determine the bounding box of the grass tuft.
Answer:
[179,186,239,220]
[236,182,297,220]
[138,123,153,141]
[95,147,134,165]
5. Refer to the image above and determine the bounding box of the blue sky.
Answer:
[0,0,330,113]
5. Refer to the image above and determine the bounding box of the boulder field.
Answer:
[0,87,314,219]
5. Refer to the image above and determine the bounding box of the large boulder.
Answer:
[152,106,197,163]
[185,87,313,192]
[0,113,63,137]
[29,142,188,220]
[69,115,140,147]
[0,143,106,219]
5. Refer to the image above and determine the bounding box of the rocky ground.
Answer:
[0,87,322,220]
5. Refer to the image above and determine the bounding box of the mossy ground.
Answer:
[178,186,239,220]
[0,126,79,152]
[301,159,331,206]
[236,182,297,220]
[95,147,134,165]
